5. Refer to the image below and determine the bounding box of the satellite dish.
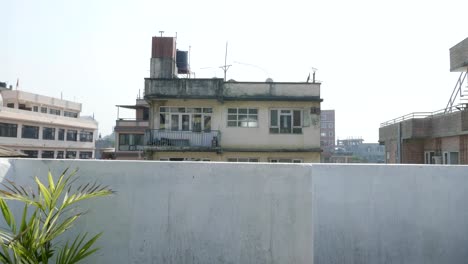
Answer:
[266,78,273,83]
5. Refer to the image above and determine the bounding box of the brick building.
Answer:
[379,37,468,164]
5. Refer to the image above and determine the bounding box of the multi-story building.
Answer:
[0,85,98,158]
[320,110,335,162]
[114,98,149,160]
[379,37,468,164]
[331,138,385,163]
[139,36,323,162]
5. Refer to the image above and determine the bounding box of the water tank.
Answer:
[176,50,189,74]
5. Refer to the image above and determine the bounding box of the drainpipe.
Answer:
[397,122,402,163]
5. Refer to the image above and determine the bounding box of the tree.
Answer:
[0,168,113,264]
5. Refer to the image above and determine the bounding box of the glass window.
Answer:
[159,107,212,132]
[7,103,14,108]
[0,122,17,138]
[49,109,61,115]
[66,130,77,141]
[79,131,94,142]
[143,108,149,121]
[42,127,55,140]
[227,158,259,162]
[270,109,302,134]
[41,107,47,113]
[119,134,144,151]
[227,108,258,127]
[41,151,55,159]
[58,129,65,140]
[33,106,38,112]
[56,151,64,159]
[22,150,38,158]
[79,151,93,159]
[269,158,302,163]
[22,125,39,139]
[66,151,77,159]
[64,111,78,118]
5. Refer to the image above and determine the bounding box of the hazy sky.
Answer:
[2,0,468,142]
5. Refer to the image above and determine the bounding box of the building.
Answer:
[379,37,468,164]
[0,84,98,158]
[330,138,385,163]
[137,36,323,162]
[320,110,335,162]
[114,98,149,160]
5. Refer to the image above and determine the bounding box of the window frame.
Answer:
[269,108,303,134]
[42,127,56,140]
[0,122,18,138]
[66,130,78,141]
[159,107,212,132]
[41,150,55,159]
[227,158,259,162]
[21,125,39,139]
[227,108,258,128]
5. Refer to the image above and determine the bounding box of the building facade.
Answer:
[114,99,149,160]
[379,37,468,165]
[320,110,335,162]
[138,36,323,163]
[331,138,385,163]
[0,86,98,159]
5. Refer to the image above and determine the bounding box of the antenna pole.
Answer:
[220,42,231,81]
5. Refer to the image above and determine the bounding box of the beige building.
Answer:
[138,36,323,163]
[0,86,98,158]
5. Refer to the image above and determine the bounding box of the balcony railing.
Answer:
[145,130,221,150]
[116,119,149,128]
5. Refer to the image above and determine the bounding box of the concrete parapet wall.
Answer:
[1,160,468,263]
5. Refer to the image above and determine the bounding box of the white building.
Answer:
[0,86,98,159]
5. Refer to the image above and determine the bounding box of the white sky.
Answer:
[2,0,468,142]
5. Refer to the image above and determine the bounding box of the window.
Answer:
[41,151,54,159]
[58,129,65,140]
[41,107,47,113]
[49,108,61,115]
[66,130,77,141]
[227,158,259,162]
[443,151,459,165]
[79,151,93,159]
[0,122,17,137]
[79,131,94,142]
[119,134,144,151]
[270,109,302,134]
[7,103,14,108]
[424,151,435,164]
[329,132,334,136]
[160,107,212,132]
[33,106,38,112]
[66,151,77,159]
[269,158,302,163]
[328,123,334,128]
[227,108,258,127]
[22,125,39,139]
[320,132,326,137]
[22,150,38,158]
[42,127,55,140]
[19,104,26,110]
[64,111,78,118]
[56,151,64,159]
[143,108,149,121]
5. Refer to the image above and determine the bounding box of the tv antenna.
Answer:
[220,42,231,81]
[159,31,164,37]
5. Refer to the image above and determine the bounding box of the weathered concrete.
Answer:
[450,37,468,72]
[1,160,468,264]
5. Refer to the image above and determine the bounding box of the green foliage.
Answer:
[0,168,113,264]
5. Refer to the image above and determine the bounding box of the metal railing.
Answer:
[380,103,468,127]
[145,130,221,149]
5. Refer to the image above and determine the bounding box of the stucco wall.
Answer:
[1,160,468,263]
[151,99,320,150]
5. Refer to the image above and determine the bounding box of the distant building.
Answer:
[331,138,385,163]
[320,110,335,162]
[134,35,323,162]
[0,85,98,159]
[379,37,468,164]
[114,98,149,160]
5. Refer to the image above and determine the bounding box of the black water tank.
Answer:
[176,50,189,74]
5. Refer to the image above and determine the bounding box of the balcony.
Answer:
[145,129,221,151]
[115,119,149,129]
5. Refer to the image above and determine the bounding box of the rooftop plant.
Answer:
[0,168,113,264]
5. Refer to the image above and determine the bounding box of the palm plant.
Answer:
[0,168,113,264]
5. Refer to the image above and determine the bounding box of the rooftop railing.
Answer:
[380,103,467,127]
[145,129,221,150]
